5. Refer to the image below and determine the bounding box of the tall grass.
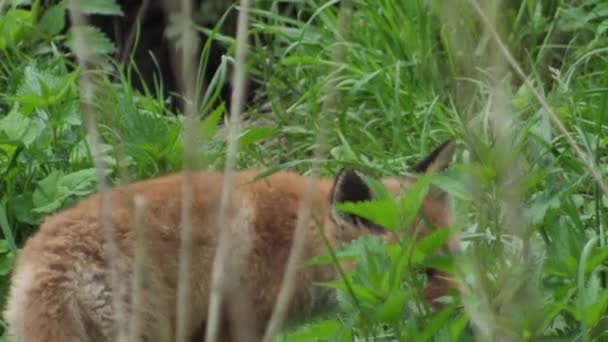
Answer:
[1,0,608,341]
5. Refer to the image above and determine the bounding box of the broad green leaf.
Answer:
[200,104,224,141]
[77,0,123,16]
[0,252,15,276]
[410,228,451,265]
[32,169,97,214]
[0,9,34,49]
[12,65,78,112]
[0,109,45,147]
[66,25,116,56]
[275,319,342,342]
[0,205,17,253]
[32,171,64,214]
[238,127,279,148]
[38,3,65,36]
[11,192,39,225]
[419,302,457,341]
[59,168,99,197]
[398,173,432,229]
[432,170,473,201]
[375,290,409,322]
[317,280,379,304]
[334,199,400,230]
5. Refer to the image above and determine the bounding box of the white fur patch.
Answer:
[4,262,37,340]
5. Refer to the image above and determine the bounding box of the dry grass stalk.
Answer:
[167,0,202,340]
[129,195,147,341]
[65,2,128,340]
[468,0,608,197]
[205,0,252,341]
[262,1,353,340]
[119,0,151,66]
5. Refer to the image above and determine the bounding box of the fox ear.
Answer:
[410,139,455,174]
[330,169,381,230]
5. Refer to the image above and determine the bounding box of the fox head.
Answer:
[326,140,456,245]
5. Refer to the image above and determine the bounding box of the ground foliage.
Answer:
[0,0,607,341]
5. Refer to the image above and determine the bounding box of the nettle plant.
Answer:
[278,171,467,341]
[0,0,224,337]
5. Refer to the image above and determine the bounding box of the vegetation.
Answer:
[1,0,608,340]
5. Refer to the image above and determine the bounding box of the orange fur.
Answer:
[4,142,457,341]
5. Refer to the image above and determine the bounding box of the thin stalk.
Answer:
[120,0,151,66]
[66,1,127,341]
[262,1,353,341]
[173,0,201,340]
[578,236,599,342]
[204,1,252,341]
[468,0,608,197]
[129,195,146,342]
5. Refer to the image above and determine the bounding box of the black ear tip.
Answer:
[409,139,456,173]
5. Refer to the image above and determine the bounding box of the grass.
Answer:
[1,0,608,340]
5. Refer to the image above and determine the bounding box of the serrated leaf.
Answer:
[334,199,401,231]
[77,0,123,16]
[275,319,342,342]
[410,228,452,265]
[200,104,224,141]
[12,65,78,111]
[32,169,97,214]
[66,25,116,56]
[238,127,279,147]
[375,290,409,322]
[32,171,64,214]
[307,236,385,267]
[38,3,65,36]
[0,108,45,147]
[419,302,458,341]
[0,9,34,50]
[398,173,432,229]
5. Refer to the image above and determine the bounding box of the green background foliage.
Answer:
[1,0,608,340]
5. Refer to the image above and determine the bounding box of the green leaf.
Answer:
[374,290,409,322]
[238,127,279,148]
[410,228,451,265]
[0,9,34,50]
[0,108,45,147]
[200,104,224,141]
[0,205,17,253]
[319,281,379,304]
[66,25,116,56]
[419,302,457,341]
[398,173,432,229]
[334,199,401,230]
[77,0,123,16]
[0,252,16,276]
[275,319,343,342]
[11,192,39,225]
[38,3,65,36]
[12,65,78,111]
[32,171,64,214]
[32,169,97,215]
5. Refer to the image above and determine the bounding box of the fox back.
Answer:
[4,140,456,342]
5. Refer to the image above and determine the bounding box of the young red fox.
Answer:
[4,140,456,342]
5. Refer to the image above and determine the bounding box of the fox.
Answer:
[4,139,457,342]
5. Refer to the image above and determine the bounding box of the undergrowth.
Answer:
[1,0,608,341]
